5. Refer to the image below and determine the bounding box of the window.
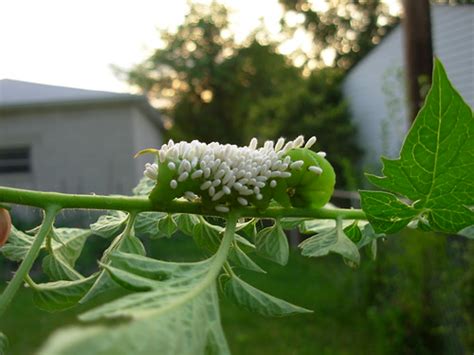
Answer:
[0,147,31,173]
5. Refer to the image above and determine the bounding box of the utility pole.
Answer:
[402,0,434,121]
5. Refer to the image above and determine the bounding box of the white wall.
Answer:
[343,27,408,172]
[432,6,474,108]
[0,103,154,195]
[343,5,474,172]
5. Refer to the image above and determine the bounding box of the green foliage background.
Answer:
[2,230,473,354]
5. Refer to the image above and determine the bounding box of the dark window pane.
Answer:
[0,147,31,173]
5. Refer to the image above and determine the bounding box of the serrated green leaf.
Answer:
[0,332,8,355]
[134,212,167,239]
[51,229,90,264]
[42,250,231,355]
[32,275,98,312]
[193,221,221,253]
[192,218,257,257]
[279,218,308,230]
[299,223,360,266]
[359,191,420,234]
[39,284,229,355]
[78,272,116,305]
[255,221,289,266]
[158,214,177,238]
[132,176,156,196]
[175,213,200,236]
[80,232,145,304]
[119,234,146,256]
[42,228,90,281]
[94,252,212,301]
[223,274,311,317]
[299,219,336,234]
[343,222,362,243]
[90,211,128,239]
[458,225,474,239]
[234,234,256,253]
[357,223,385,249]
[0,226,35,261]
[364,59,474,234]
[235,219,257,240]
[40,216,240,355]
[228,243,265,273]
[42,255,84,281]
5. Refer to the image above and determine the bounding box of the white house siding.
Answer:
[343,26,408,172]
[0,103,142,195]
[432,6,474,108]
[131,107,163,184]
[343,5,474,172]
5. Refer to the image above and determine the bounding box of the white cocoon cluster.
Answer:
[143,136,325,212]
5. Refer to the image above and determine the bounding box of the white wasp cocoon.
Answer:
[305,136,317,149]
[215,205,230,213]
[308,166,323,175]
[237,197,248,206]
[170,180,178,189]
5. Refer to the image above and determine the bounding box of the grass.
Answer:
[1,230,473,354]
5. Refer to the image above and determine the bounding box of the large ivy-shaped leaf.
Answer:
[362,59,474,234]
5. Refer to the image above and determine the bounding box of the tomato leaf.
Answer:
[40,252,230,355]
[90,211,128,239]
[222,274,311,317]
[255,221,289,266]
[362,59,474,234]
[299,222,360,267]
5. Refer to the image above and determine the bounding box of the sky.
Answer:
[0,0,400,93]
[0,0,285,93]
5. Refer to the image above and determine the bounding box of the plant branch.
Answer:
[0,186,366,220]
[0,207,59,317]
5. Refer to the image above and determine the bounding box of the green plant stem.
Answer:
[0,186,366,220]
[0,207,59,317]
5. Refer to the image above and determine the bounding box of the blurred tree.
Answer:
[279,0,399,69]
[123,2,362,187]
[124,2,301,144]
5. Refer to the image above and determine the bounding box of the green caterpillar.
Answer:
[139,137,335,212]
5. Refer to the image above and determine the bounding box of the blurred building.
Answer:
[0,79,162,195]
[343,5,473,171]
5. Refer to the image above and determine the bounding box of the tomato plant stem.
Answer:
[0,207,59,317]
[0,186,366,220]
